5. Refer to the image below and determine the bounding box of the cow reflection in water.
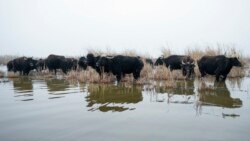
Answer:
[12,77,33,93]
[46,79,70,93]
[152,80,195,104]
[155,80,194,95]
[12,77,33,101]
[86,84,143,112]
[198,82,242,108]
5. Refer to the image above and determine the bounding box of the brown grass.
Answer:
[1,45,248,86]
[0,70,4,78]
[7,72,19,78]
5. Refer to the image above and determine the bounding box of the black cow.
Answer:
[96,55,144,82]
[199,81,242,108]
[72,58,78,70]
[155,55,195,78]
[12,57,37,75]
[198,55,242,81]
[45,54,68,74]
[78,56,87,70]
[86,53,102,75]
[7,60,14,71]
[36,59,46,72]
[63,58,78,71]
[145,58,154,67]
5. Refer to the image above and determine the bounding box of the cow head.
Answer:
[87,53,95,66]
[96,56,112,69]
[7,60,14,71]
[181,57,195,78]
[78,57,88,70]
[87,53,100,67]
[230,57,242,67]
[36,59,46,70]
[154,57,164,66]
[27,58,37,70]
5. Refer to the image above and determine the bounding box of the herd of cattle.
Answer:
[6,53,242,82]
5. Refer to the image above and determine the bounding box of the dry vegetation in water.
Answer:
[7,72,19,78]
[0,70,4,78]
[1,45,248,86]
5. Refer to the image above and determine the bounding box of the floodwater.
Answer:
[0,67,250,141]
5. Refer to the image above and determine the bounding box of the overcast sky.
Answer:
[0,0,250,58]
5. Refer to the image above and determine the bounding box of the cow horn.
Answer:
[182,60,185,65]
[106,56,113,59]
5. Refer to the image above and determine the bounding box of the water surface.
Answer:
[0,74,250,141]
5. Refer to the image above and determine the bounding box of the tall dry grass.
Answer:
[2,44,248,85]
[0,70,4,78]
[7,72,19,78]
[0,55,19,65]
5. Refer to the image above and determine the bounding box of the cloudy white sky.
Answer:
[0,0,250,57]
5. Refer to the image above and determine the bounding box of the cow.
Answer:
[12,57,37,75]
[62,58,78,72]
[36,59,46,72]
[145,58,154,67]
[45,54,68,74]
[86,53,102,75]
[7,60,14,71]
[198,55,242,81]
[155,55,195,78]
[96,55,144,82]
[78,56,88,70]
[71,58,78,70]
[199,81,242,108]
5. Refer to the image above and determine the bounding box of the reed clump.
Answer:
[7,72,19,78]
[0,70,4,78]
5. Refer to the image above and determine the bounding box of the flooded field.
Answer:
[0,69,250,141]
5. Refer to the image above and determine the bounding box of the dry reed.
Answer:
[7,72,19,78]
[0,70,4,78]
[1,45,248,86]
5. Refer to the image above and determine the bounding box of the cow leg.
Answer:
[97,71,103,79]
[215,68,222,82]
[116,74,122,83]
[221,74,228,81]
[182,69,187,76]
[200,71,205,77]
[54,69,57,75]
[170,67,173,71]
[215,74,221,81]
[133,71,140,80]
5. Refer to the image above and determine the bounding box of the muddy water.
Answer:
[0,75,250,141]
